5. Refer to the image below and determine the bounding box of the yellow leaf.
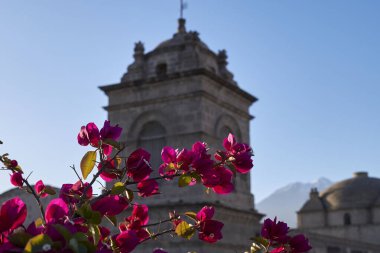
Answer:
[80,151,97,180]
[111,182,125,195]
[175,221,195,240]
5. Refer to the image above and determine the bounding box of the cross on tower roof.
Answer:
[180,0,187,19]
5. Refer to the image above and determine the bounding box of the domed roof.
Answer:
[153,18,210,52]
[320,172,380,210]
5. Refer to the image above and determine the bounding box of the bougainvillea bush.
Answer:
[0,120,311,253]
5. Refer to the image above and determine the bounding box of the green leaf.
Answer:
[89,211,102,225]
[77,203,101,225]
[24,234,53,253]
[175,221,195,240]
[9,231,33,248]
[80,151,97,180]
[89,225,101,246]
[178,174,192,187]
[253,236,270,248]
[73,232,88,243]
[43,186,56,195]
[111,182,125,195]
[184,211,197,221]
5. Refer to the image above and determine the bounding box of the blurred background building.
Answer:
[296,172,380,253]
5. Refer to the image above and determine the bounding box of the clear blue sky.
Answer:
[0,1,379,202]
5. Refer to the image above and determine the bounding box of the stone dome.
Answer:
[320,172,380,210]
[154,18,210,51]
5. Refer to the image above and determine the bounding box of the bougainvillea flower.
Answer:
[191,142,214,175]
[45,198,69,224]
[198,219,224,243]
[196,206,214,221]
[115,230,140,253]
[289,234,312,253]
[10,160,18,168]
[216,133,254,174]
[0,197,27,233]
[127,148,152,182]
[270,247,286,253]
[60,181,93,205]
[35,180,48,198]
[98,159,119,182]
[10,172,23,187]
[137,179,159,197]
[231,146,253,174]
[161,146,177,164]
[72,181,93,199]
[100,120,122,141]
[177,148,195,171]
[77,122,100,147]
[261,217,289,244]
[127,204,149,229]
[202,166,234,194]
[91,195,129,216]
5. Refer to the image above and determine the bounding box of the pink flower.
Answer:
[0,197,27,233]
[122,204,150,242]
[10,160,18,168]
[201,166,234,194]
[10,172,23,187]
[127,148,152,182]
[217,133,253,174]
[100,120,122,141]
[100,120,122,156]
[177,148,194,171]
[137,179,159,197]
[270,247,286,253]
[115,230,140,253]
[98,159,119,182]
[60,181,93,204]
[196,206,214,221]
[78,121,123,156]
[161,146,177,164]
[191,142,214,175]
[45,198,69,223]
[77,122,100,147]
[91,195,129,216]
[261,217,289,244]
[195,206,224,243]
[289,234,312,253]
[198,219,224,243]
[35,180,48,198]
[126,204,149,229]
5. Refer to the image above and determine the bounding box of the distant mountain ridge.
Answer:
[256,177,333,228]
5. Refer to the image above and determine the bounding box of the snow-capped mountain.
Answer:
[256,177,333,228]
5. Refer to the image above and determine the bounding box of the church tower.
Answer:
[100,18,262,253]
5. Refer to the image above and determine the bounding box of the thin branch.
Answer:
[141,217,175,228]
[70,164,83,184]
[140,228,175,243]
[22,178,46,224]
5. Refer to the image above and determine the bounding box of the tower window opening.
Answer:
[344,213,351,225]
[156,63,167,79]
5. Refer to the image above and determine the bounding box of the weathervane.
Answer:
[180,0,187,19]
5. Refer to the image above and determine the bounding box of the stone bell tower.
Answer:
[100,19,263,253]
